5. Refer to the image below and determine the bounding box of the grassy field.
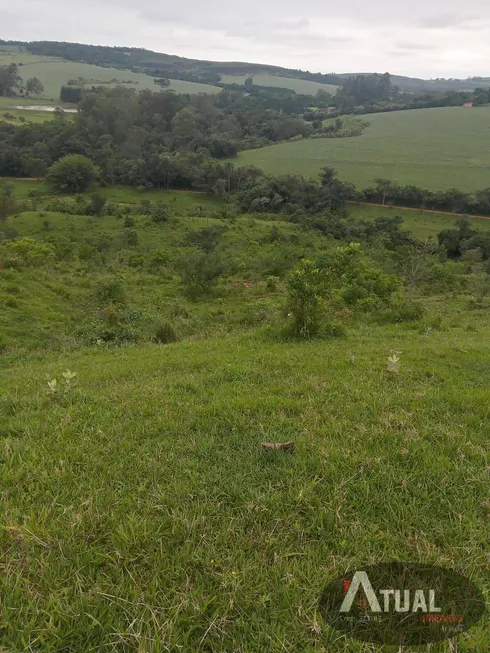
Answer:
[1,311,489,650]
[5,179,490,239]
[0,45,221,99]
[219,73,338,95]
[0,185,489,649]
[0,180,224,206]
[234,107,490,191]
[0,97,76,125]
[349,204,490,238]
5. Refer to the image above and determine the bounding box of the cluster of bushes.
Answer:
[285,243,400,337]
[311,116,370,139]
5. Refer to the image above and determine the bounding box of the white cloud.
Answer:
[3,0,490,77]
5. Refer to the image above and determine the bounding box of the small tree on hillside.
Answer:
[45,155,98,194]
[89,192,107,215]
[0,183,18,223]
[244,77,254,92]
[25,77,44,97]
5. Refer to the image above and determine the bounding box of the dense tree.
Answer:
[25,77,44,96]
[45,154,98,193]
[0,64,22,96]
[60,86,83,103]
[0,182,18,223]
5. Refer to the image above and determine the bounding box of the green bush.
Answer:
[45,155,98,194]
[95,279,127,304]
[0,237,56,267]
[179,250,225,296]
[286,243,399,337]
[78,243,98,261]
[152,321,179,344]
[373,300,426,324]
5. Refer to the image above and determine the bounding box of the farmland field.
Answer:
[349,203,490,238]
[0,96,76,125]
[0,45,221,99]
[220,73,338,95]
[234,107,490,191]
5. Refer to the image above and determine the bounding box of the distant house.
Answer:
[463,102,474,107]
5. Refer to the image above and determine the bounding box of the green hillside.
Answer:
[0,45,221,99]
[1,181,489,649]
[234,107,490,191]
[220,73,338,95]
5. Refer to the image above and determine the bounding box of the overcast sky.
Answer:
[4,0,490,78]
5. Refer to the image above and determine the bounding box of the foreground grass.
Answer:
[235,107,490,191]
[1,314,489,651]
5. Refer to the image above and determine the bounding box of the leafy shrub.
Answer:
[265,276,279,291]
[78,243,98,261]
[286,259,322,337]
[0,237,56,267]
[123,229,139,247]
[286,243,399,337]
[95,279,126,304]
[152,321,179,344]
[179,250,225,296]
[151,203,169,223]
[373,300,426,324]
[186,226,225,253]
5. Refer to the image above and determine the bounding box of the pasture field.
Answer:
[0,187,489,650]
[219,73,338,95]
[349,203,490,238]
[0,180,223,207]
[1,307,489,650]
[0,97,76,125]
[234,107,490,191]
[0,46,221,99]
[5,179,490,239]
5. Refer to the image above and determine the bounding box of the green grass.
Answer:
[349,204,490,238]
[1,185,489,650]
[1,311,489,650]
[0,97,76,125]
[219,73,338,95]
[0,180,223,206]
[0,46,221,99]
[234,107,490,191]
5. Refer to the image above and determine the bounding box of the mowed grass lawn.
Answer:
[220,74,338,95]
[1,315,489,650]
[235,107,490,191]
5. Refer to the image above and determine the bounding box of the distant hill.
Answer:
[1,39,489,95]
[339,73,490,93]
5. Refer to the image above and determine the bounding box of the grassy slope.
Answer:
[1,316,489,651]
[349,204,490,238]
[234,107,490,191]
[5,180,490,236]
[0,186,489,649]
[0,204,323,350]
[219,73,338,95]
[0,46,221,99]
